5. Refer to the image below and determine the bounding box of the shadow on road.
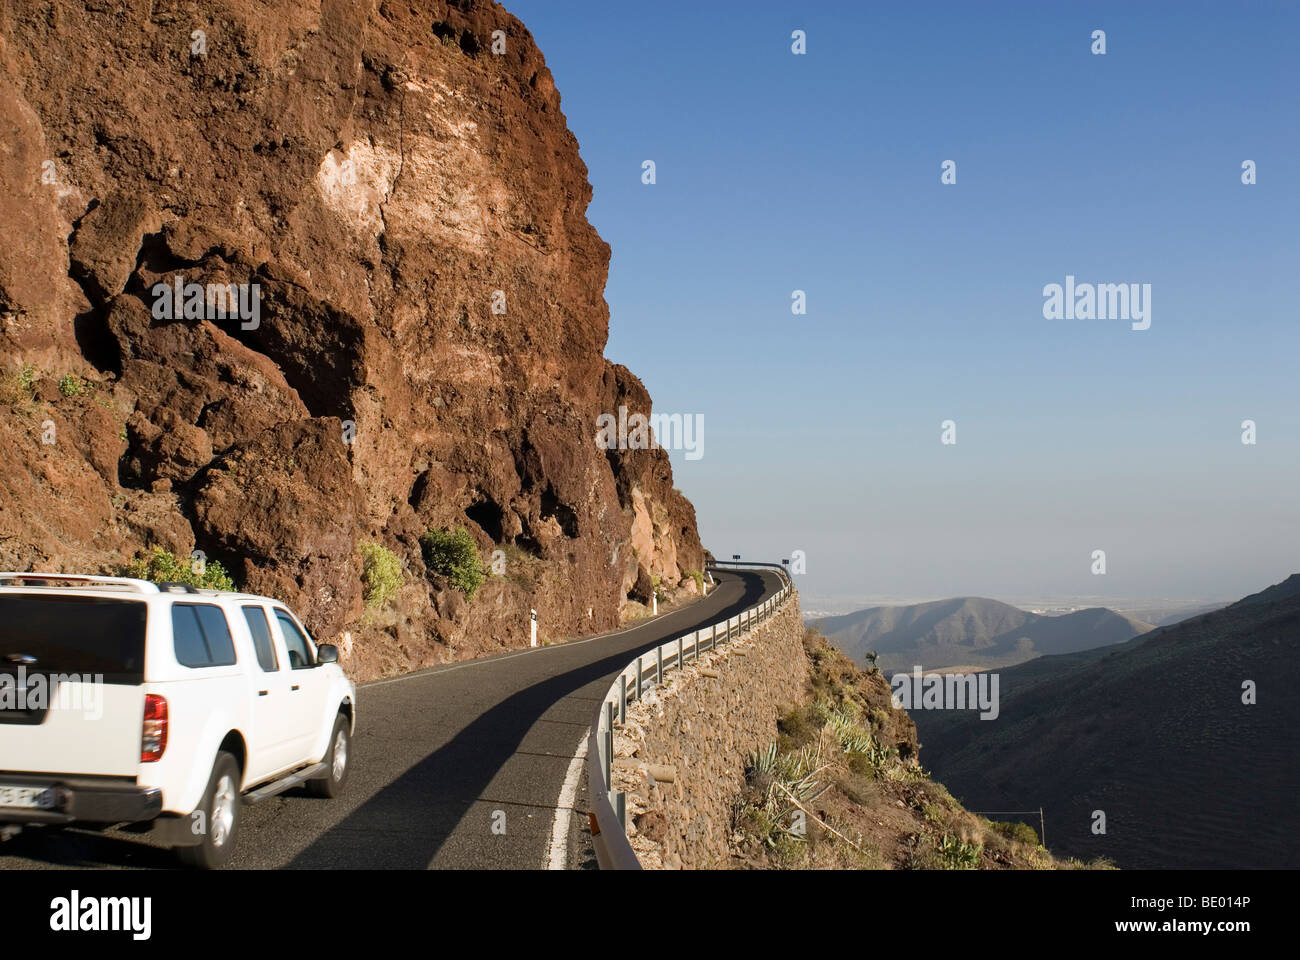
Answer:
[285,569,775,869]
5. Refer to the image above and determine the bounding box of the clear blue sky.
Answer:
[508,0,1299,602]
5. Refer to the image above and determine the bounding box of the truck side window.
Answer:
[275,610,315,670]
[172,604,237,668]
[172,606,208,668]
[242,606,279,672]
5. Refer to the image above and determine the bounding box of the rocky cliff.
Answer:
[0,0,704,678]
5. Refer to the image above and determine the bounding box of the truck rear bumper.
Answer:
[0,773,162,826]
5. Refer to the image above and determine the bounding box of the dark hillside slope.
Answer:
[913,575,1300,867]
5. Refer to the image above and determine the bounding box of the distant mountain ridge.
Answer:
[814,597,1154,672]
[911,574,1300,868]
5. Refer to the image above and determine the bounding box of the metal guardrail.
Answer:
[585,562,795,870]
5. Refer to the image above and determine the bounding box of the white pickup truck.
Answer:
[0,573,356,868]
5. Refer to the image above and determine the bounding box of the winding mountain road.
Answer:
[0,568,783,870]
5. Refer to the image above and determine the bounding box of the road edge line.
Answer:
[546,733,589,870]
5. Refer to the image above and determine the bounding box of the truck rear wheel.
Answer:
[176,751,241,869]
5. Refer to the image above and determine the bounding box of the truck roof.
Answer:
[0,572,273,605]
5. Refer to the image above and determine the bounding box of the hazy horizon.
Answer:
[513,1,1299,603]
[796,590,1231,626]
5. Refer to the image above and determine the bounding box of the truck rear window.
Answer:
[0,595,147,684]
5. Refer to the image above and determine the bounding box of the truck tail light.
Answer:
[141,694,168,762]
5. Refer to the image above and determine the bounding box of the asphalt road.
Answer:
[0,568,782,870]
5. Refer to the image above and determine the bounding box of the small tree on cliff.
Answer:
[421,527,485,599]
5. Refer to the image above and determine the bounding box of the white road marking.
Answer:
[546,733,589,870]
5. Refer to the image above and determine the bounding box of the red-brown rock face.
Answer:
[0,0,704,678]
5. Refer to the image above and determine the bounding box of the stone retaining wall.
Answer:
[610,594,808,868]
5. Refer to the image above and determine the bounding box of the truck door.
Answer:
[240,605,300,782]
[271,608,330,763]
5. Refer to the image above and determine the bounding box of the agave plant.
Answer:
[938,834,983,869]
[749,741,780,776]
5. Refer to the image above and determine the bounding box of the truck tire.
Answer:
[176,751,241,869]
[308,714,351,798]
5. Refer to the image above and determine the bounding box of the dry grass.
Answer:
[729,628,1114,870]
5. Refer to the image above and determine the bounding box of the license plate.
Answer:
[0,784,56,810]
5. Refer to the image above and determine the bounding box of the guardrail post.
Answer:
[635,657,643,700]
[710,623,716,651]
[677,634,684,670]
[614,791,627,831]
[604,700,614,786]
[656,645,663,685]
[618,675,627,724]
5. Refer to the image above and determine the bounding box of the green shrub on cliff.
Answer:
[124,546,236,592]
[421,527,484,599]
[989,819,1040,847]
[58,373,85,397]
[1,363,38,405]
[358,541,403,608]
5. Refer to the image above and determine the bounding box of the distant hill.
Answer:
[814,597,1154,672]
[912,574,1300,868]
